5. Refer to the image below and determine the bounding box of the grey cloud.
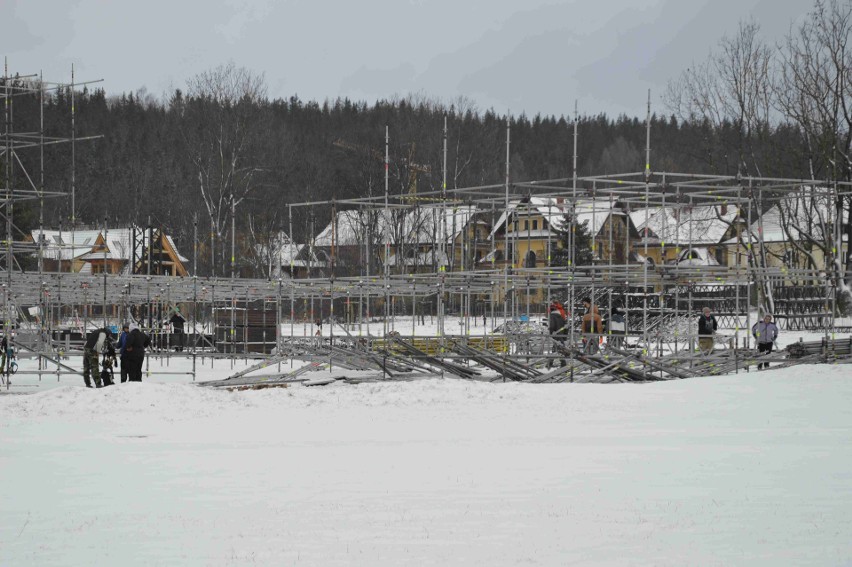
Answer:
[339,63,418,101]
[4,0,817,118]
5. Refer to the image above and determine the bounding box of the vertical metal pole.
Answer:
[3,59,11,382]
[569,102,578,352]
[572,101,578,267]
[38,72,45,359]
[289,205,294,350]
[103,218,108,328]
[70,64,76,284]
[147,221,152,278]
[442,113,448,268]
[192,217,197,381]
[746,185,753,350]
[210,213,215,277]
[2,59,9,386]
[504,115,510,333]
[642,90,651,361]
[193,214,198,276]
[231,200,236,279]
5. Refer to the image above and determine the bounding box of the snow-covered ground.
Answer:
[2,355,851,565]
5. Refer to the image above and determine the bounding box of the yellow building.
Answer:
[488,197,640,268]
[486,197,640,307]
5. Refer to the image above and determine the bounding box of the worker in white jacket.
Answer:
[751,314,779,370]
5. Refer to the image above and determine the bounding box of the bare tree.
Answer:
[177,62,269,274]
[776,0,852,309]
[666,20,778,315]
[665,19,774,175]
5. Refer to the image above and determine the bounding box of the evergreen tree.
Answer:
[552,212,594,266]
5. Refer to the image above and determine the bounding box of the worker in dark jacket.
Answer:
[125,324,150,382]
[697,306,718,354]
[547,300,568,368]
[83,328,110,388]
[752,314,779,370]
[1,334,11,374]
[116,323,131,383]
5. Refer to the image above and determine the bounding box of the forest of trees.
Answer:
[2,0,850,287]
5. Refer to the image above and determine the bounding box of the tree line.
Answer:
[2,0,848,286]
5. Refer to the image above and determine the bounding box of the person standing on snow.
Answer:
[83,327,110,388]
[125,324,150,382]
[116,323,131,383]
[752,314,779,370]
[1,334,11,374]
[581,297,603,354]
[547,300,568,367]
[697,306,718,354]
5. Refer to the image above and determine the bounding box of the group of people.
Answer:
[548,300,780,369]
[82,323,150,388]
[547,297,627,358]
[697,307,779,368]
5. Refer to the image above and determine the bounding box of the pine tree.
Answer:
[552,212,594,266]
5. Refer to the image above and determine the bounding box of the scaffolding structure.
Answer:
[2,69,851,388]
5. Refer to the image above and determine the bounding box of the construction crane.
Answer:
[332,138,431,196]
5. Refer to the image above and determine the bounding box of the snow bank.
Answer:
[1,368,851,566]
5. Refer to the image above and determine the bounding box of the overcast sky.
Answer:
[4,0,810,118]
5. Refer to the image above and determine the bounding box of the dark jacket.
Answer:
[697,315,718,336]
[125,328,150,360]
[548,310,567,336]
[84,328,110,351]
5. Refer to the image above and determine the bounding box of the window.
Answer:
[532,220,538,230]
[524,220,529,231]
[524,250,537,268]
[513,220,518,232]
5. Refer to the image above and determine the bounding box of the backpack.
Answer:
[609,312,626,332]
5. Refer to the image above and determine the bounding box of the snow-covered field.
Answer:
[2,353,852,565]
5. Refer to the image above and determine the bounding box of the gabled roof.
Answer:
[314,205,479,247]
[31,229,101,261]
[721,188,849,245]
[261,232,325,268]
[31,227,189,269]
[489,197,623,240]
[631,205,738,245]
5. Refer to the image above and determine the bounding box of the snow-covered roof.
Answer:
[721,189,848,245]
[260,232,325,268]
[673,247,720,266]
[631,205,738,245]
[314,205,478,247]
[386,249,449,268]
[489,197,622,240]
[31,229,101,261]
[31,227,189,268]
